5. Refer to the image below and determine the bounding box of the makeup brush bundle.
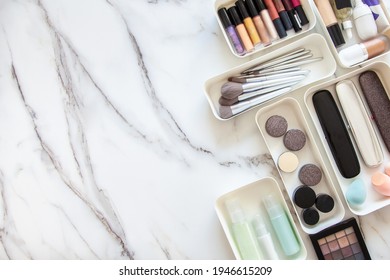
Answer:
[219,48,323,119]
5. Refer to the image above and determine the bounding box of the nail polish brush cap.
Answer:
[218,8,233,29]
[246,0,260,17]
[228,6,243,25]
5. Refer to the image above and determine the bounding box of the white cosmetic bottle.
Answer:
[354,0,378,40]
[253,215,279,260]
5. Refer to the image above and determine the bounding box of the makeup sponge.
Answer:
[346,178,367,206]
[265,115,288,137]
[371,172,390,196]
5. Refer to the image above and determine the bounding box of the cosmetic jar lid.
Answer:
[254,0,266,11]
[228,7,243,25]
[246,0,259,17]
[294,185,316,208]
[302,208,320,225]
[328,23,346,48]
[218,8,233,29]
[315,194,335,213]
[236,0,250,19]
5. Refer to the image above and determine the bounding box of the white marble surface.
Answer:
[0,0,389,260]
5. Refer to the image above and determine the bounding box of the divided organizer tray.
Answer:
[214,0,316,58]
[304,61,390,215]
[215,177,307,260]
[204,33,336,120]
[255,97,345,234]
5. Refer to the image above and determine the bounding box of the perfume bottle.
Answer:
[330,0,354,39]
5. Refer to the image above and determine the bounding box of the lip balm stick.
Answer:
[218,8,245,55]
[228,6,254,52]
[246,0,272,46]
[314,0,345,47]
[264,0,288,38]
[236,0,262,46]
[273,0,293,30]
[282,0,302,32]
[290,0,309,25]
[255,0,280,40]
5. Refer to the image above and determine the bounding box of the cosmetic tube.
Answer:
[246,0,272,45]
[254,0,279,40]
[263,194,300,256]
[218,8,245,55]
[225,199,262,259]
[339,35,389,66]
[330,0,353,39]
[282,0,302,32]
[354,0,378,40]
[273,0,293,30]
[314,0,345,47]
[290,0,309,25]
[253,215,279,260]
[228,7,255,52]
[363,0,390,32]
[236,0,261,46]
[264,0,288,38]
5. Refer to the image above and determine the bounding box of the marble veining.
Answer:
[0,0,389,259]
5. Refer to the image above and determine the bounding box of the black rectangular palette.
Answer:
[309,218,371,260]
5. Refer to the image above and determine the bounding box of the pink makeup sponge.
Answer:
[371,172,390,196]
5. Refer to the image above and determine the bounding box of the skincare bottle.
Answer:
[253,215,279,260]
[339,35,389,66]
[263,194,300,256]
[225,199,262,260]
[354,0,378,40]
[363,0,390,32]
[330,0,354,39]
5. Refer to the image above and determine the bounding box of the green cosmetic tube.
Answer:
[225,199,262,260]
[263,194,300,256]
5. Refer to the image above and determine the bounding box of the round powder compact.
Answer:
[302,208,320,226]
[299,164,322,186]
[315,194,335,213]
[293,185,316,208]
[265,115,288,137]
[283,129,306,151]
[278,152,299,173]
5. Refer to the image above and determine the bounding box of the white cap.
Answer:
[353,0,378,40]
[342,20,353,40]
[225,199,245,224]
[339,44,368,67]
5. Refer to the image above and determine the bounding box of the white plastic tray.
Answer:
[214,0,316,58]
[255,97,345,234]
[204,33,336,120]
[215,177,307,260]
[304,61,390,215]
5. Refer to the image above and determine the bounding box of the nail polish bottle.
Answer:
[254,0,279,40]
[263,194,300,256]
[228,6,255,52]
[246,0,272,46]
[225,199,263,260]
[236,0,261,46]
[218,8,245,55]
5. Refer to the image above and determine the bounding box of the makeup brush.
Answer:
[219,81,299,106]
[242,49,311,74]
[219,87,292,119]
[247,57,323,75]
[221,75,306,99]
[230,70,310,83]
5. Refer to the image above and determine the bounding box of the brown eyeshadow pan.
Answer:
[309,218,371,260]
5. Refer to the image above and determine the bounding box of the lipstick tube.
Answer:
[273,0,293,30]
[218,8,245,55]
[228,6,255,52]
[246,0,272,46]
[236,0,261,46]
[264,0,288,38]
[314,0,345,47]
[290,0,309,25]
[254,0,279,40]
[282,0,302,32]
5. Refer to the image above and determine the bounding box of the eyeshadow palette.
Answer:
[310,218,371,260]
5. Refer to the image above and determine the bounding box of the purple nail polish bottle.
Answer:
[218,7,245,55]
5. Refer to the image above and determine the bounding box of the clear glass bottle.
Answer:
[330,0,354,39]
